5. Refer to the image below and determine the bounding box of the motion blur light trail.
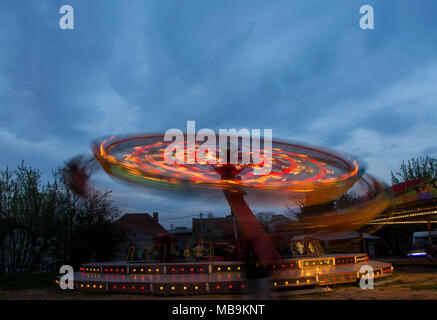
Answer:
[92,134,361,190]
[59,131,394,279]
[284,174,393,233]
[61,154,99,197]
[92,134,365,203]
[88,133,392,234]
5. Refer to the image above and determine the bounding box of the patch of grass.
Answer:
[285,291,328,298]
[304,292,328,298]
[378,279,405,287]
[409,283,437,291]
[330,283,357,291]
[0,272,58,291]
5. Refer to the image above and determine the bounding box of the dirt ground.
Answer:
[290,265,437,300]
[1,266,436,300]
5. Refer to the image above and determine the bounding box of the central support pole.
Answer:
[214,140,281,263]
[222,188,282,263]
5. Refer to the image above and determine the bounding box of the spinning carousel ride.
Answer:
[69,133,394,295]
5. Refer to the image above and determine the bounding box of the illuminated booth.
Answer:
[367,178,437,257]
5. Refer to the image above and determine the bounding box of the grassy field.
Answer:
[0,272,58,291]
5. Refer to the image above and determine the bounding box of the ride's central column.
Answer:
[215,163,282,263]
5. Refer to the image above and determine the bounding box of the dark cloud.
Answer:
[1,0,437,226]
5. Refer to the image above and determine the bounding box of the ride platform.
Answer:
[71,253,393,295]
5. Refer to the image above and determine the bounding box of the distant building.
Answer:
[115,212,168,260]
[192,215,239,245]
[170,226,193,250]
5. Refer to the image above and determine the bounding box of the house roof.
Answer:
[116,213,168,237]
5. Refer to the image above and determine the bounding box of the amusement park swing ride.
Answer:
[68,131,394,295]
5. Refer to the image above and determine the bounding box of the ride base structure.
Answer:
[71,177,393,296]
[73,253,392,295]
[68,133,393,295]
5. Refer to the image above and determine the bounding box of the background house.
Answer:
[114,212,168,261]
[170,226,193,250]
[192,215,239,245]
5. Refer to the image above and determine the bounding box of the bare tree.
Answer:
[0,161,127,273]
[256,211,293,233]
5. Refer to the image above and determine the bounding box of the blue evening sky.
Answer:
[1,0,437,228]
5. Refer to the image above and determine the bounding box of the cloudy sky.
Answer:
[1,0,437,228]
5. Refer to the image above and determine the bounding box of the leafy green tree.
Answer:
[0,163,49,272]
[391,156,437,185]
[0,162,127,273]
